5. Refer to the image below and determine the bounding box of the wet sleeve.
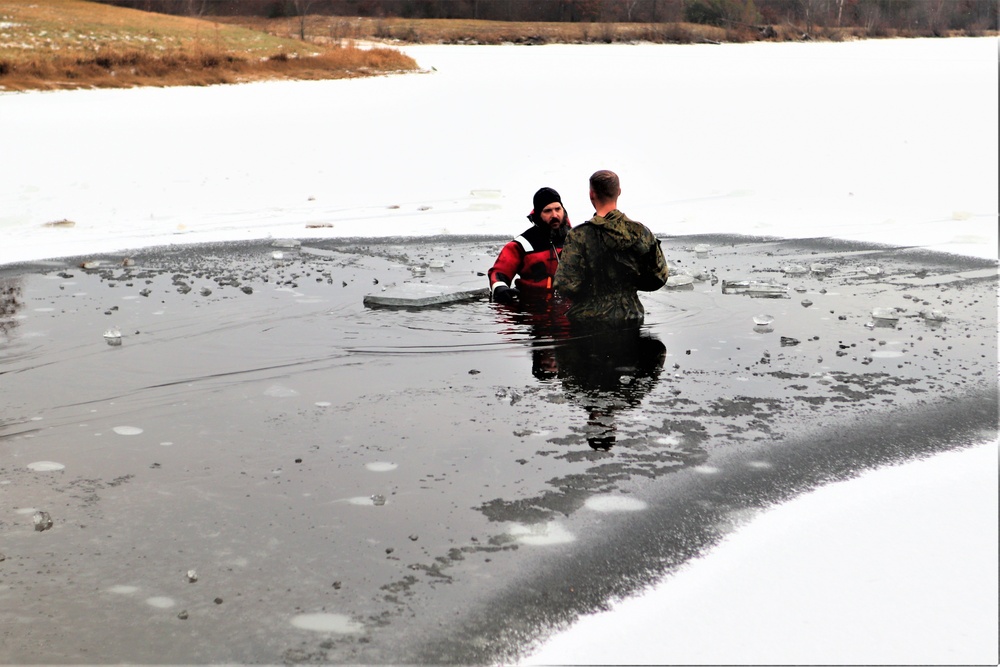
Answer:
[636,236,669,291]
[488,241,524,290]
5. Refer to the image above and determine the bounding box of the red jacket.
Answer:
[488,220,570,297]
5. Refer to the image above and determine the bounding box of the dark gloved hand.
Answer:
[492,284,519,304]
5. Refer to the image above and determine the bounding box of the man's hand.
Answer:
[492,285,519,304]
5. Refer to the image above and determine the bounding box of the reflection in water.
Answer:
[550,326,666,450]
[494,296,665,450]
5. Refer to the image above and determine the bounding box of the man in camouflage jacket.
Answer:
[554,170,668,324]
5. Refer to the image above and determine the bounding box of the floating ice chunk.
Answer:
[314,401,332,407]
[271,239,301,249]
[919,308,947,322]
[271,251,284,260]
[291,613,364,634]
[186,570,198,583]
[509,521,576,546]
[584,495,648,512]
[722,280,788,298]
[665,274,695,287]
[103,326,122,346]
[810,262,833,274]
[27,461,65,472]
[752,314,774,326]
[428,260,445,269]
[782,264,808,275]
[370,494,387,506]
[693,244,710,255]
[113,426,143,436]
[33,511,53,531]
[871,307,900,321]
[365,462,398,472]
[864,266,883,276]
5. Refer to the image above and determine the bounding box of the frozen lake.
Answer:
[1,36,997,664]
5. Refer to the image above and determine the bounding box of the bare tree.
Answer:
[291,0,317,39]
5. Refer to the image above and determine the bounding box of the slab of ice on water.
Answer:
[721,280,788,298]
[752,314,774,326]
[919,308,947,321]
[782,264,808,275]
[665,274,695,288]
[363,282,488,309]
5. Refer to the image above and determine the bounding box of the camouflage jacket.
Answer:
[553,209,668,323]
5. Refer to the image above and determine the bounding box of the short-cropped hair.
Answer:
[589,170,620,202]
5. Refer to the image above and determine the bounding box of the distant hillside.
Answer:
[92,0,998,38]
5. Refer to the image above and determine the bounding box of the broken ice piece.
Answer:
[752,314,774,326]
[103,327,122,346]
[665,274,695,287]
[33,511,53,532]
[871,307,900,321]
[919,308,947,322]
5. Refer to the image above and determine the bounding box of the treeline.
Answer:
[95,0,998,33]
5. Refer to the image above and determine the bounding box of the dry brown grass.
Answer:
[220,15,738,45]
[218,14,995,47]
[0,0,418,92]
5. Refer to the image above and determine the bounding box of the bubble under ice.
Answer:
[27,461,65,472]
[508,522,576,546]
[290,613,365,634]
[584,495,648,513]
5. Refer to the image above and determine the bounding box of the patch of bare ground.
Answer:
[0,0,418,92]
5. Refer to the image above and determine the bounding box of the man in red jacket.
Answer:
[488,187,570,304]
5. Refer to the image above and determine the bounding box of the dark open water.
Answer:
[1,234,996,664]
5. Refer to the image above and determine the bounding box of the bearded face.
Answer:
[536,202,568,245]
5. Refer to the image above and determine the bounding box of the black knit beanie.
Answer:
[532,187,562,219]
